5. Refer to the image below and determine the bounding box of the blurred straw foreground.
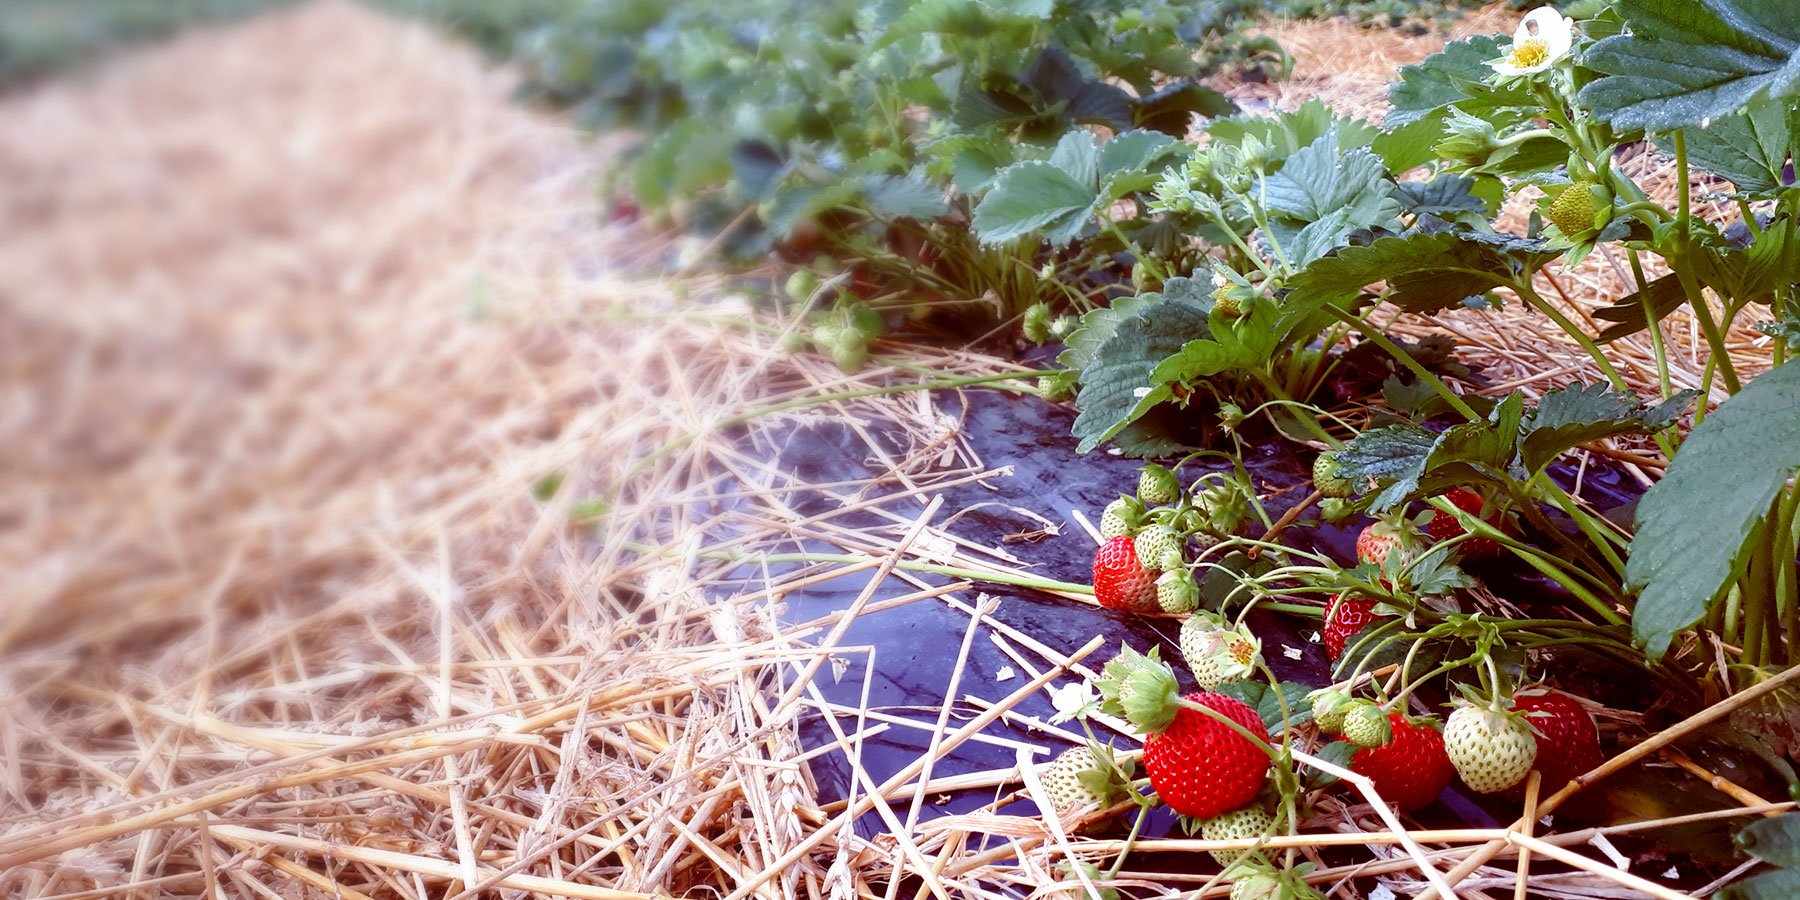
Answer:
[0,3,1775,899]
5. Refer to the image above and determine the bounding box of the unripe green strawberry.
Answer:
[1135,524,1182,571]
[1157,569,1200,614]
[1309,689,1353,733]
[1546,182,1599,235]
[1100,496,1144,539]
[785,268,820,302]
[1445,701,1538,793]
[1022,302,1053,344]
[1312,452,1354,498]
[1055,862,1119,900]
[1229,869,1283,900]
[1199,804,1274,866]
[1179,614,1261,689]
[1197,481,1249,536]
[1343,703,1393,748]
[1038,368,1077,402]
[1138,464,1179,506]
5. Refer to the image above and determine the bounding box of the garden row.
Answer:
[395,0,1800,896]
[0,0,295,87]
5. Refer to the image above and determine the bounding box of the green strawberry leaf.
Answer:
[1721,870,1800,900]
[1687,214,1800,306]
[1151,301,1280,383]
[1385,35,1527,129]
[1333,423,1441,512]
[972,160,1098,246]
[1334,395,1522,512]
[1257,130,1398,263]
[1653,99,1799,196]
[1206,99,1379,174]
[1058,293,1160,371]
[1518,383,1694,474]
[1305,740,1358,789]
[1735,813,1800,868]
[1284,231,1554,318]
[1594,273,1688,343]
[1579,0,1800,131]
[1391,174,1492,220]
[1409,547,1475,595]
[1628,358,1800,658]
[1133,83,1235,137]
[861,175,950,219]
[973,130,1181,246]
[1212,680,1314,735]
[1072,290,1212,454]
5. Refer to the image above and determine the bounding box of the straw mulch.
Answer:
[0,3,1781,900]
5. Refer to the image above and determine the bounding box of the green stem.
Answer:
[621,541,1095,595]
[1513,278,1630,391]
[1672,130,1743,395]
[1320,304,1479,421]
[1628,247,1681,457]
[1103,805,1149,879]
[1778,480,1800,667]
[1176,697,1281,762]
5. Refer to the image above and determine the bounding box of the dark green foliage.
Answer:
[0,0,295,87]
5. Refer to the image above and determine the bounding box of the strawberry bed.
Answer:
[728,386,1781,897]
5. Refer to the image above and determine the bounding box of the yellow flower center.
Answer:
[1229,640,1256,666]
[1509,38,1550,69]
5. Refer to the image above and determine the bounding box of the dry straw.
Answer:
[0,3,1780,900]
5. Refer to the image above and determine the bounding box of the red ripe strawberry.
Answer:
[1323,594,1385,662]
[1142,693,1271,819]
[1355,520,1406,567]
[1427,488,1503,558]
[1093,536,1159,613]
[1512,691,1604,794]
[1349,714,1455,811]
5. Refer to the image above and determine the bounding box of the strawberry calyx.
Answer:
[1096,643,1181,734]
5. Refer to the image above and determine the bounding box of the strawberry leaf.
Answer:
[1736,813,1800,869]
[1391,174,1493,221]
[1133,83,1235,136]
[1058,293,1159,371]
[1071,288,1212,454]
[1206,99,1379,173]
[1721,870,1800,900]
[1652,100,1800,196]
[1257,130,1399,265]
[1304,740,1357,789]
[1594,273,1688,343]
[1283,230,1554,318]
[972,162,1097,247]
[1518,383,1694,475]
[1212,680,1314,735]
[1333,423,1439,512]
[1579,0,1800,131]
[1385,34,1532,129]
[1628,358,1800,658]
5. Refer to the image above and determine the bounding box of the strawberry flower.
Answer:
[1489,6,1574,78]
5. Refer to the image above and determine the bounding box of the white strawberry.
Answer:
[1445,698,1538,793]
[1200,804,1275,866]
